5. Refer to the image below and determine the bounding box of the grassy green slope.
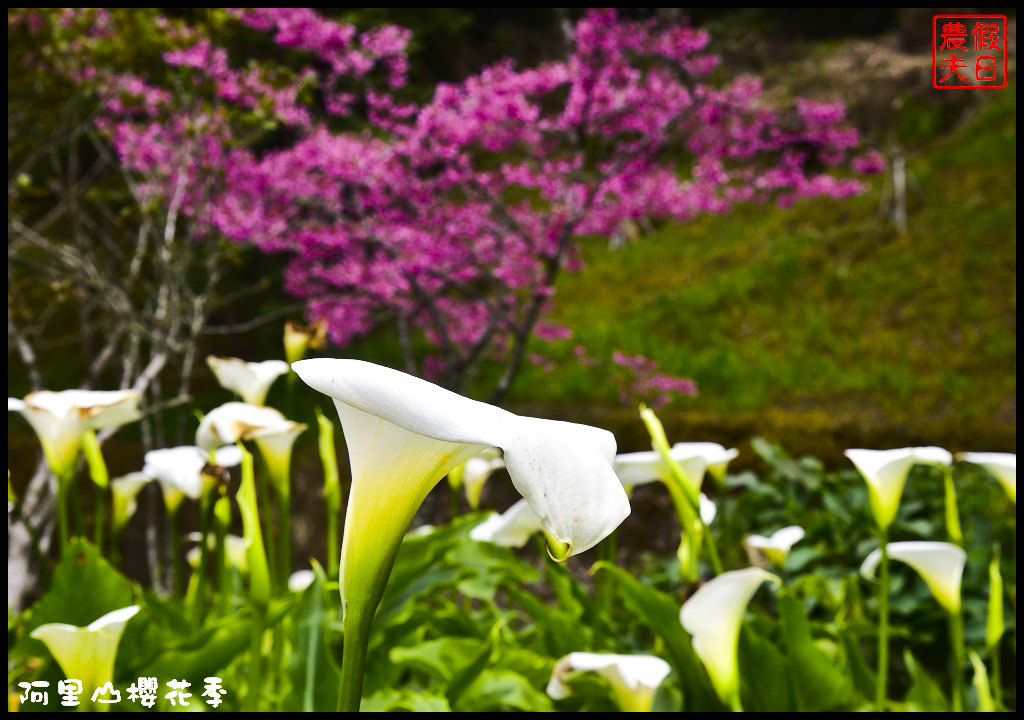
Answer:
[509,86,1015,455]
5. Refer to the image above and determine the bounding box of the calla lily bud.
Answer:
[206,356,289,407]
[547,652,672,712]
[110,472,149,532]
[958,452,1016,504]
[462,450,504,509]
[30,606,140,710]
[845,447,953,530]
[284,320,326,366]
[986,547,1004,649]
[744,525,805,568]
[860,541,965,614]
[680,567,780,708]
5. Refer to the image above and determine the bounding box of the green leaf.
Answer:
[21,540,134,657]
[592,562,723,711]
[738,625,793,711]
[361,688,451,712]
[778,592,855,710]
[504,584,588,657]
[903,650,949,711]
[838,626,876,701]
[283,563,341,712]
[390,636,486,683]
[456,669,554,712]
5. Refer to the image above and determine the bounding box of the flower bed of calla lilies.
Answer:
[7,348,1016,712]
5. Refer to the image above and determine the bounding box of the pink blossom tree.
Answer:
[94,8,878,401]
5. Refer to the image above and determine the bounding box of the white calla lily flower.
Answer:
[288,569,316,593]
[30,605,140,708]
[547,652,672,712]
[957,452,1015,503]
[462,452,505,509]
[845,447,953,530]
[291,358,629,609]
[680,567,780,708]
[141,445,241,513]
[206,356,289,406]
[110,472,150,532]
[469,498,543,548]
[672,442,739,489]
[8,390,141,478]
[744,525,805,568]
[613,443,738,493]
[195,403,305,499]
[860,541,966,614]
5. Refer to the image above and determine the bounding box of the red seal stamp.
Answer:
[933,15,1008,90]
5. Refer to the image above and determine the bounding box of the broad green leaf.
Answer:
[390,636,486,683]
[504,584,587,657]
[362,688,451,712]
[838,625,876,701]
[778,592,855,710]
[738,625,793,711]
[903,650,949,711]
[456,669,553,712]
[21,540,134,658]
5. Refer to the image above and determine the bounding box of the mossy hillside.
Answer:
[509,86,1016,456]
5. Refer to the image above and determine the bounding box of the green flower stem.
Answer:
[55,469,73,553]
[339,611,372,712]
[278,489,293,586]
[215,512,230,616]
[82,430,110,554]
[247,602,267,711]
[942,467,962,545]
[259,472,279,589]
[991,640,1002,709]
[93,486,107,553]
[316,408,341,580]
[728,691,743,713]
[189,494,215,624]
[949,610,965,712]
[876,533,890,712]
[169,507,184,598]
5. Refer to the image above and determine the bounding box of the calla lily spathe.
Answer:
[958,452,1016,503]
[547,652,672,712]
[469,498,543,548]
[613,444,737,493]
[744,525,805,568]
[206,356,289,406]
[461,450,505,509]
[672,442,739,490]
[195,403,304,488]
[8,390,141,478]
[860,541,966,614]
[110,472,150,531]
[680,567,779,708]
[141,445,242,512]
[845,447,952,530]
[288,569,316,593]
[30,605,140,708]
[291,358,630,611]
